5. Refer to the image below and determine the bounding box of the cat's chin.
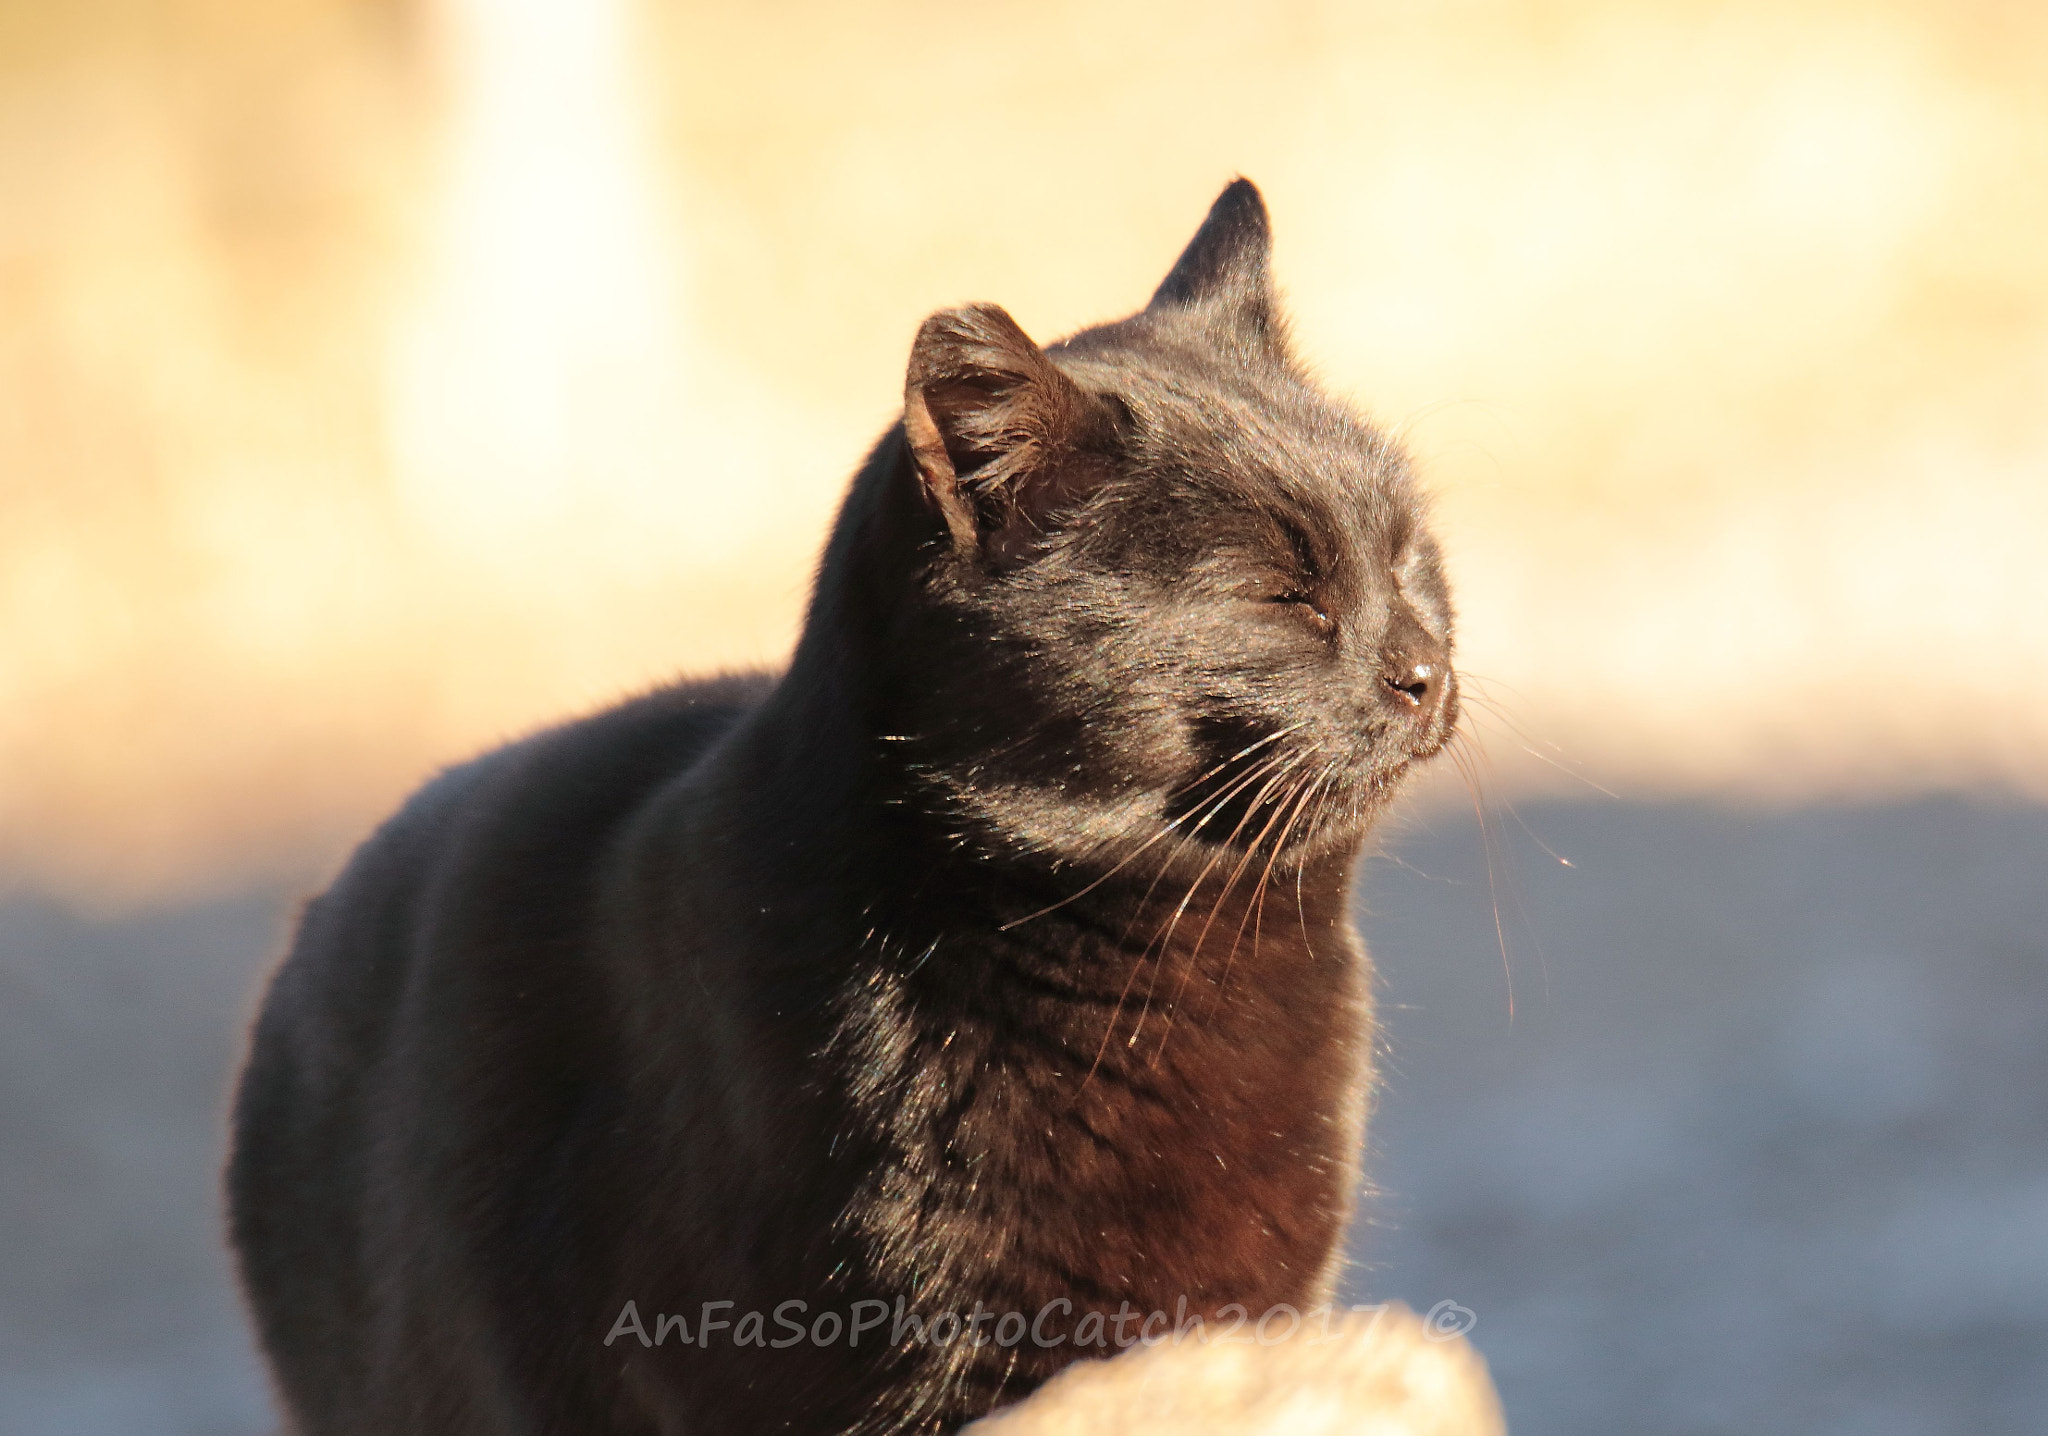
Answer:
[1289,757,1436,854]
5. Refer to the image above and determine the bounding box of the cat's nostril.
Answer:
[1382,661,1438,711]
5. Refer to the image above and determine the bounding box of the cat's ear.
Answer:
[1146,178,1280,350]
[903,303,1118,564]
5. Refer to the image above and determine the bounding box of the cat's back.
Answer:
[243,666,770,1068]
[228,669,771,1430]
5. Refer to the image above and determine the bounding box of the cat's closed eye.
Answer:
[1269,589,1336,637]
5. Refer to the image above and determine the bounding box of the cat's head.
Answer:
[830,180,1456,867]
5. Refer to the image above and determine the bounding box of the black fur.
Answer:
[228,179,1458,1434]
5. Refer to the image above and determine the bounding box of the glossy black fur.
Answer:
[227,180,1458,1434]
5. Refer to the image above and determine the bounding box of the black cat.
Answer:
[228,179,1458,1434]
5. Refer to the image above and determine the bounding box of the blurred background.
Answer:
[1,1,2043,1432]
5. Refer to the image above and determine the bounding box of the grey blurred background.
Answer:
[1352,798,2048,1435]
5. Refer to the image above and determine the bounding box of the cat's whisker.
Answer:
[1446,703,1579,1008]
[1291,771,1341,958]
[1102,752,1316,1077]
[999,742,1301,932]
[1458,700,1597,868]
[1166,757,1324,983]
[1074,749,1311,1093]
[1447,668,1531,703]
[1235,852,1275,1023]
[1164,720,1311,802]
[1451,676,1621,801]
[1111,749,1307,957]
[1120,749,1304,927]
[1444,732,1516,1022]
[1151,756,1330,1064]
[1191,762,1332,1034]
[1451,725,1556,1001]
[1125,749,1319,1049]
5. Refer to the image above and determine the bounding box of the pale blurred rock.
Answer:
[962,1304,1505,1436]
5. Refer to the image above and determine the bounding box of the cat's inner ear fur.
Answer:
[903,303,1119,566]
[1146,177,1281,352]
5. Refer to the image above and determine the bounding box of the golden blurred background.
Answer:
[4,0,2045,905]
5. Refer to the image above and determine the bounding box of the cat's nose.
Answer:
[1377,606,1454,729]
[1380,655,1449,720]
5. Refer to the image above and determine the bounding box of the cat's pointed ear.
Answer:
[903,303,1117,564]
[1146,178,1279,349]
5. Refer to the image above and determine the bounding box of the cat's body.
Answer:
[229,182,1458,1434]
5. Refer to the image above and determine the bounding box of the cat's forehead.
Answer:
[1058,341,1415,539]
